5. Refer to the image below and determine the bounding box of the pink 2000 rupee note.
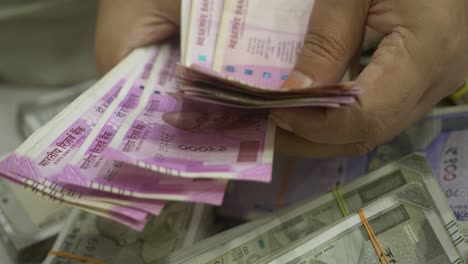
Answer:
[185,0,224,68]
[0,47,154,182]
[55,44,161,193]
[212,0,315,89]
[104,86,275,182]
[0,48,159,222]
[59,44,226,205]
[174,93,342,108]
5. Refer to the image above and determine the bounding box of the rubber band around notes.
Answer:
[276,157,294,209]
[332,184,350,216]
[357,209,390,264]
[449,80,468,101]
[48,251,106,264]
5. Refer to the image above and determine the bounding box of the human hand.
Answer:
[95,0,180,74]
[272,0,468,157]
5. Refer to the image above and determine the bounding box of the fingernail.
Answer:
[270,112,294,132]
[281,71,313,90]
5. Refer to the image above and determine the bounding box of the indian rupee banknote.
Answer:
[43,203,215,264]
[258,184,465,264]
[173,154,467,264]
[178,0,361,108]
[0,48,157,228]
[222,105,468,233]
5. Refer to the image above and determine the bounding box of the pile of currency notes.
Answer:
[178,0,360,108]
[43,154,468,263]
[0,0,361,232]
[220,105,468,224]
[1,0,468,263]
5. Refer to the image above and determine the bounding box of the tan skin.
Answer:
[96,0,468,158]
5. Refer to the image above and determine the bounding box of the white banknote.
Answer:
[43,203,215,264]
[174,154,467,264]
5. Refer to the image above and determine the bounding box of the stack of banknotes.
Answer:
[178,0,360,108]
[0,0,363,232]
[11,100,468,262]
[2,0,468,263]
[0,169,70,262]
[43,154,468,263]
[0,45,230,230]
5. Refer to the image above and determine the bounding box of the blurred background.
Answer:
[0,1,99,262]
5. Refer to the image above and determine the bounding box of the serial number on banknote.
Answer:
[178,145,227,152]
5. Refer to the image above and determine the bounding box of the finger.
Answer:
[153,0,181,26]
[270,105,368,145]
[273,23,431,148]
[348,47,363,80]
[282,0,369,88]
[411,77,467,123]
[350,27,385,78]
[275,129,369,158]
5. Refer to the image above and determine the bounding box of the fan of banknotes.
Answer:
[0,45,227,230]
[0,0,365,232]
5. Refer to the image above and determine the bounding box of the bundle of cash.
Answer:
[177,0,361,108]
[43,203,217,264]
[0,176,70,262]
[258,185,465,264]
[0,39,279,230]
[0,0,364,231]
[166,154,467,263]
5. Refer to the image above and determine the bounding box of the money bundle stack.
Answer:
[0,45,227,230]
[0,173,70,262]
[178,0,361,108]
[0,0,363,231]
[44,154,468,263]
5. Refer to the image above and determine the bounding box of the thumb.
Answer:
[283,0,369,88]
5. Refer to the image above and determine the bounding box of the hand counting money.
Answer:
[0,0,362,231]
[178,0,362,108]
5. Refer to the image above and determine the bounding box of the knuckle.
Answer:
[302,32,348,66]
[372,28,411,62]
